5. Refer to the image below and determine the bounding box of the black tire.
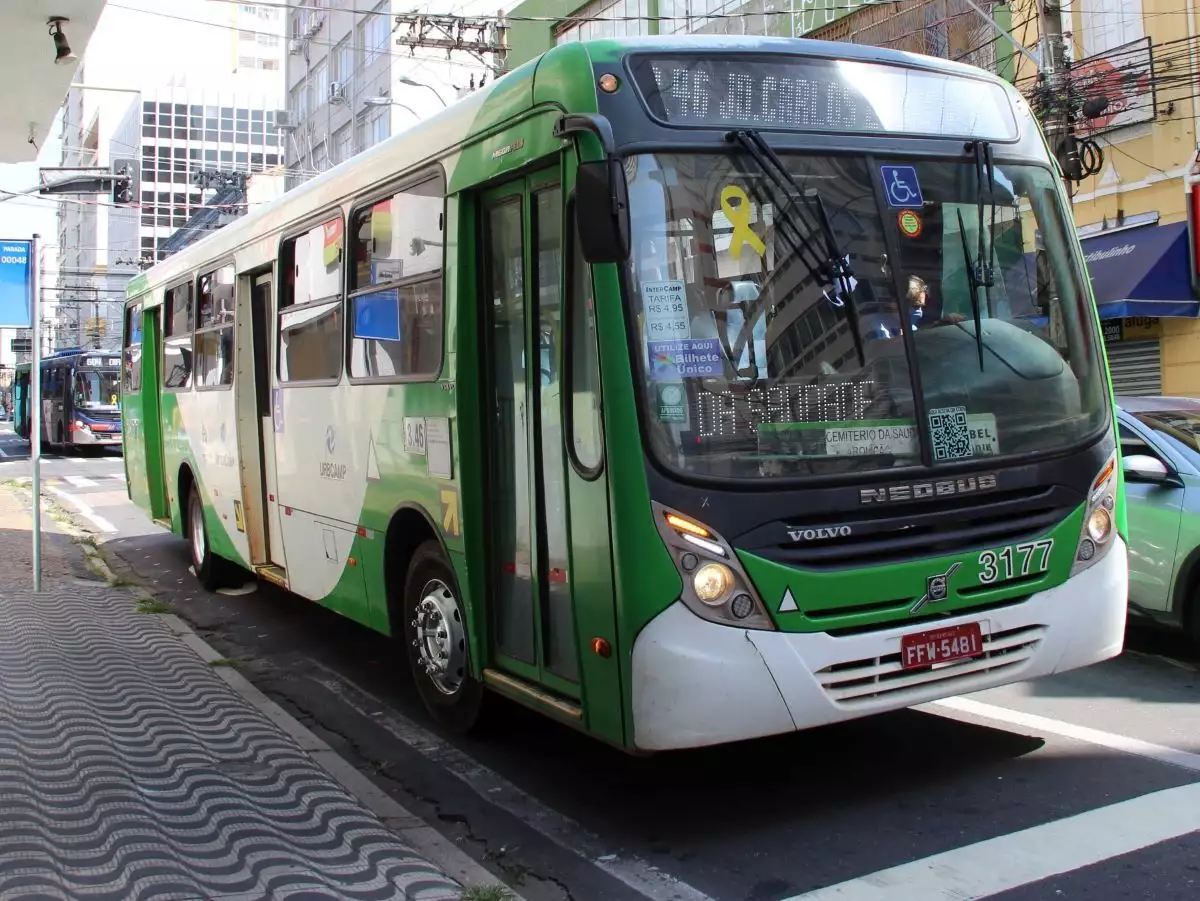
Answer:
[401,540,484,734]
[187,483,229,591]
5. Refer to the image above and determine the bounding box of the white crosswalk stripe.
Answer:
[63,475,98,488]
[110,473,126,482]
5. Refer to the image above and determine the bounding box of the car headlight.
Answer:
[1071,451,1117,577]
[653,501,774,630]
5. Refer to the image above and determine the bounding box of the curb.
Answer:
[13,484,521,901]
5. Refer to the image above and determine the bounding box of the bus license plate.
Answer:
[900,622,984,670]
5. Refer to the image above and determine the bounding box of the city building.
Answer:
[281,1,485,191]
[505,0,1200,395]
[53,1,287,352]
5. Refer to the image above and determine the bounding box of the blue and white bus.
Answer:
[14,348,123,452]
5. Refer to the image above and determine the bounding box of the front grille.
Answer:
[752,485,1076,570]
[815,624,1046,705]
[82,409,120,423]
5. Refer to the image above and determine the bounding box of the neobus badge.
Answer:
[859,473,998,505]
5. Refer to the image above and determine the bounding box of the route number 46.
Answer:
[979,539,1054,584]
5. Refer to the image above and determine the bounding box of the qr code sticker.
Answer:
[929,405,973,461]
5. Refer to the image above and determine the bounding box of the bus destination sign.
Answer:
[627,55,1019,141]
[83,356,120,368]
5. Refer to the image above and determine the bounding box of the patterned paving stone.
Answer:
[0,582,461,901]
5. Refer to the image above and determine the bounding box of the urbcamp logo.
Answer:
[320,424,346,481]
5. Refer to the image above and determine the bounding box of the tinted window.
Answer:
[279,215,343,382]
[196,265,235,388]
[347,173,444,381]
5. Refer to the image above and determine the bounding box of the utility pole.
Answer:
[1037,0,1077,197]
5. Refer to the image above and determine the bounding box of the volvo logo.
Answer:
[911,562,962,614]
[787,525,852,542]
[860,474,998,505]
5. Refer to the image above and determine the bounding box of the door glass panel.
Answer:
[569,214,603,471]
[486,199,535,664]
[533,185,578,681]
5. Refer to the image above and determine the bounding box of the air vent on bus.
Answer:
[815,624,1046,706]
[753,486,1077,571]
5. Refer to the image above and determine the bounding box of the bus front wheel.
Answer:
[187,484,228,591]
[402,540,483,733]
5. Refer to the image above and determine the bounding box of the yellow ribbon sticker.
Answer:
[720,185,766,259]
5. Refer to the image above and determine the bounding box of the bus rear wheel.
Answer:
[187,484,228,591]
[402,540,483,733]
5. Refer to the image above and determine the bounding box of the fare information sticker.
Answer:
[642,281,690,340]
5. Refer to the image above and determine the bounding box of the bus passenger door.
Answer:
[244,270,286,568]
[140,305,170,521]
[480,167,620,720]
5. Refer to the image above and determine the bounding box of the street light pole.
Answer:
[398,76,447,108]
[362,97,420,118]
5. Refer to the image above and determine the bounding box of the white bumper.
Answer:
[631,538,1128,751]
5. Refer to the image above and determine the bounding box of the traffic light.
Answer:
[110,158,136,205]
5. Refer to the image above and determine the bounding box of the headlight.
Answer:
[1071,451,1117,577]
[653,501,775,631]
[693,563,734,605]
[1086,506,1112,543]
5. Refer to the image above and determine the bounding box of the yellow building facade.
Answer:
[1062,0,1200,396]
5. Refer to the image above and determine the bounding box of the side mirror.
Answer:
[1122,453,1171,483]
[575,159,630,264]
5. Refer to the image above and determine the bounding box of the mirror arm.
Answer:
[554,113,617,158]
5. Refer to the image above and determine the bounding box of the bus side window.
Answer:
[347,172,444,381]
[164,281,195,390]
[196,265,236,388]
[124,302,143,393]
[278,214,344,383]
[568,202,604,473]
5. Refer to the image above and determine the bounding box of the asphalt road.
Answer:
[4,422,1198,901]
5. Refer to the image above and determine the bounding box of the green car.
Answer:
[1117,395,1200,643]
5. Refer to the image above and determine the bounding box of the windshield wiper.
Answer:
[960,139,996,371]
[725,129,866,368]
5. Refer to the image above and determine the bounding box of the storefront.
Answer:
[1080,220,1200,396]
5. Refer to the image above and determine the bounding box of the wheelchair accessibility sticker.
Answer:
[881,165,924,208]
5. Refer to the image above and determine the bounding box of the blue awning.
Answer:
[1081,221,1199,319]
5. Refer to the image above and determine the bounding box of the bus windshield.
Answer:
[73,370,120,410]
[626,152,1109,479]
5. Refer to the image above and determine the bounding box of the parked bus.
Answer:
[121,37,1128,752]
[14,348,123,451]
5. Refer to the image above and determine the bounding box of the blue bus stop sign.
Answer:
[0,240,33,328]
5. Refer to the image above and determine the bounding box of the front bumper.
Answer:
[631,537,1128,751]
[71,428,122,445]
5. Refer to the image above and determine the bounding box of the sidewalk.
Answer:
[0,486,468,901]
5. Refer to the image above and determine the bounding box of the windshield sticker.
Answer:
[881,165,924,208]
[719,185,767,258]
[897,209,923,238]
[656,383,688,422]
[649,338,723,380]
[757,414,1000,458]
[643,280,691,340]
[929,405,975,460]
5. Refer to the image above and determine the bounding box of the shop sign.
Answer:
[1102,316,1161,343]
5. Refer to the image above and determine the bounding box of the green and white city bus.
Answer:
[122,36,1129,752]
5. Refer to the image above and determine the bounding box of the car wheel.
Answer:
[401,540,484,733]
